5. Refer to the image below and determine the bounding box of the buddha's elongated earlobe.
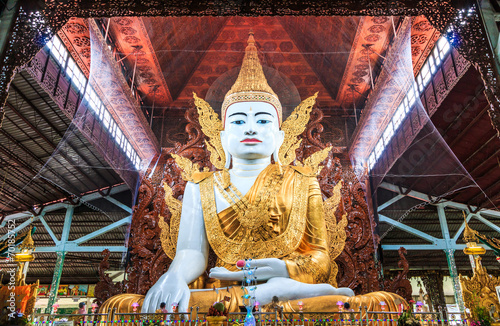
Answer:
[273,130,285,171]
[224,148,231,169]
[273,148,281,166]
[220,131,232,169]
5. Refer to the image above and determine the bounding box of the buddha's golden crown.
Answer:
[221,32,282,126]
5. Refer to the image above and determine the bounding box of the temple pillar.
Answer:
[445,249,466,312]
[46,205,74,312]
[46,251,66,313]
[437,205,466,312]
[421,271,446,312]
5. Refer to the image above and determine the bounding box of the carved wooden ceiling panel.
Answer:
[172,16,339,109]
[108,17,173,108]
[332,16,393,113]
[59,18,91,76]
[141,17,228,103]
[411,16,440,74]
[59,15,440,156]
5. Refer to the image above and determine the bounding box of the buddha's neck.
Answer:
[230,157,270,178]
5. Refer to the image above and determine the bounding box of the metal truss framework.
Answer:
[379,182,500,252]
[378,182,500,311]
[0,184,131,252]
[0,183,132,311]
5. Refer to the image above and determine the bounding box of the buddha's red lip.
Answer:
[240,138,262,143]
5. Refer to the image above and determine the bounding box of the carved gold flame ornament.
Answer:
[14,226,35,263]
[463,213,486,256]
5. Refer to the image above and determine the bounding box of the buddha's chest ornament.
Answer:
[199,167,310,263]
[214,168,285,231]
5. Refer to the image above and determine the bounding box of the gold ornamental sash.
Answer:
[199,170,309,264]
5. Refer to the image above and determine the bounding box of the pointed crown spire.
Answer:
[221,32,282,126]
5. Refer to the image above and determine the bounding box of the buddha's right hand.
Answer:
[142,271,190,314]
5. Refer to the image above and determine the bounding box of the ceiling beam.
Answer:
[377,194,404,211]
[379,182,500,218]
[379,214,441,244]
[36,215,59,245]
[474,213,500,234]
[104,196,132,213]
[0,212,45,242]
[0,183,129,226]
[72,216,131,245]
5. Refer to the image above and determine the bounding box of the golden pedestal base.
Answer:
[100,290,406,318]
[206,316,227,326]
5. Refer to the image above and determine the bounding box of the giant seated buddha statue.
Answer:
[101,33,406,316]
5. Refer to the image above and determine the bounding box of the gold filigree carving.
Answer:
[323,181,347,287]
[460,257,500,314]
[171,153,208,182]
[158,182,182,260]
[279,93,318,166]
[193,93,225,170]
[222,33,282,125]
[301,146,332,175]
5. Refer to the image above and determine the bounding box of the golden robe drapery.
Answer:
[197,164,331,285]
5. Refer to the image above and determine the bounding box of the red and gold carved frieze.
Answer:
[58,18,159,160]
[107,17,172,108]
[348,16,439,166]
[336,16,393,111]
[411,16,440,75]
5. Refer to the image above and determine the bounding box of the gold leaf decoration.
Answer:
[303,146,332,175]
[172,153,200,182]
[158,182,182,260]
[193,93,225,170]
[323,181,347,287]
[279,93,318,166]
[460,256,500,314]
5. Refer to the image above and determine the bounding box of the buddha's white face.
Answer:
[221,102,283,161]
